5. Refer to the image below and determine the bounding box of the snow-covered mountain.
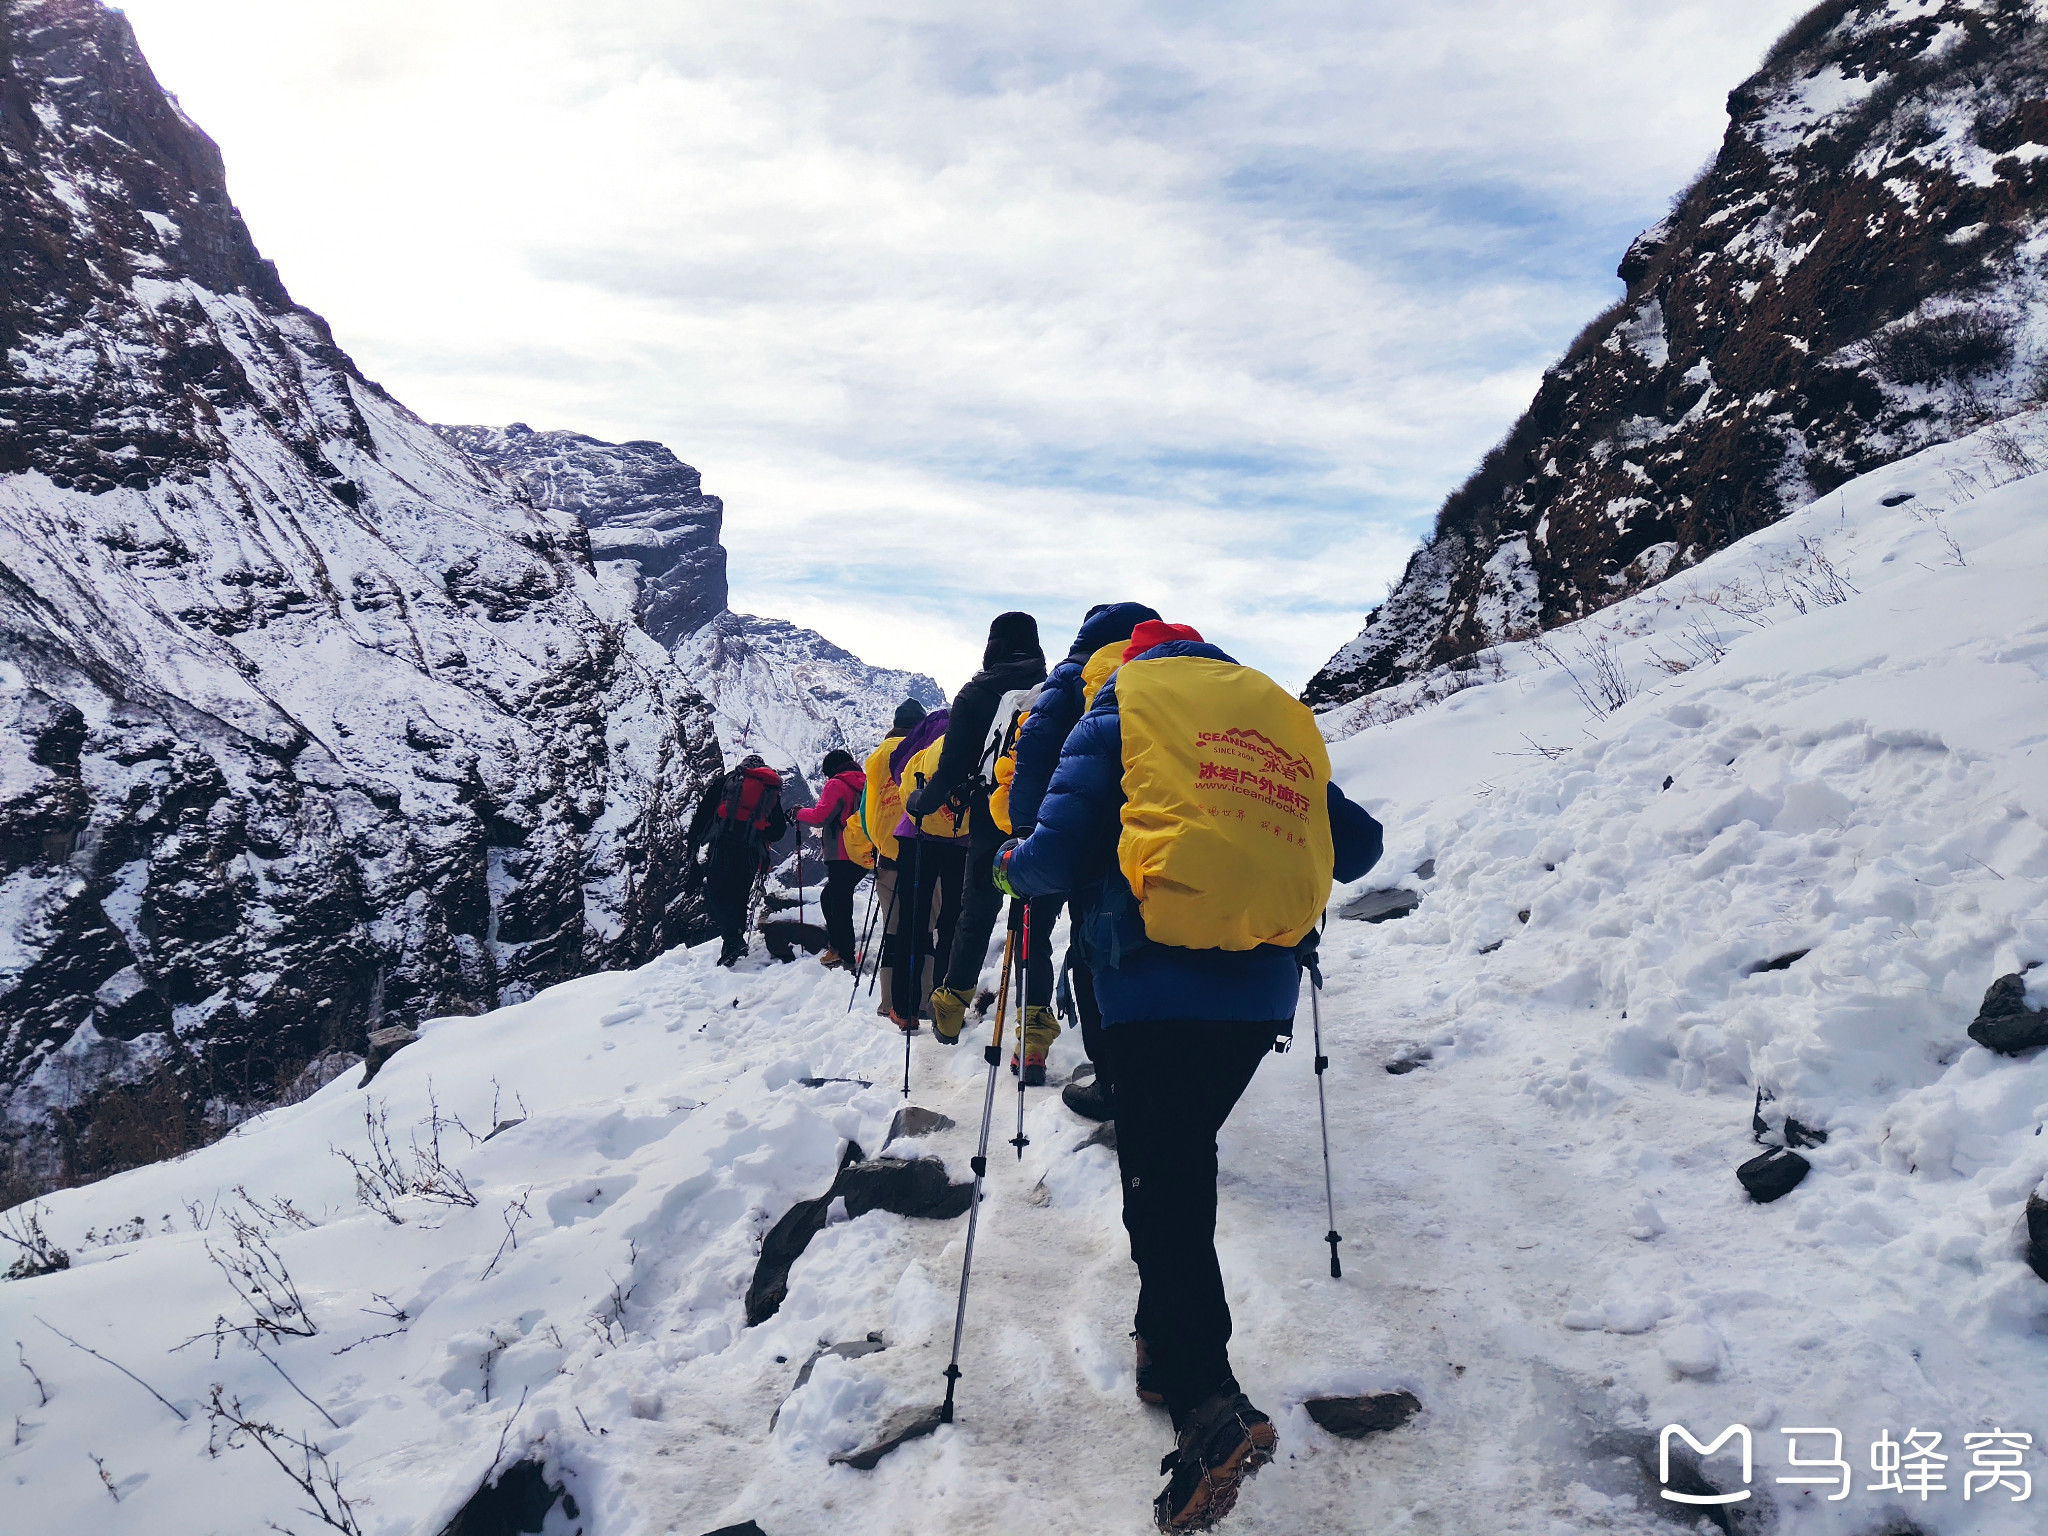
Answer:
[0,0,723,1198]
[1307,0,2048,708]
[4,415,2042,1536]
[442,425,945,785]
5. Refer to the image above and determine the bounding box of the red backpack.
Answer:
[713,765,783,849]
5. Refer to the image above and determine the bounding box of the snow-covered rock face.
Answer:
[435,424,729,649]
[0,0,723,1195]
[1307,0,2048,708]
[445,424,945,784]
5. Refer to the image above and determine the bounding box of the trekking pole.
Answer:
[846,877,881,1010]
[1304,941,1341,1279]
[940,905,1017,1425]
[863,864,900,1003]
[1010,900,1031,1159]
[901,776,927,1100]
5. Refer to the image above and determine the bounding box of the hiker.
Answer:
[1004,601,1160,1108]
[686,754,790,967]
[793,748,869,969]
[993,624,1382,1532]
[888,704,968,1028]
[902,611,1054,1060]
[863,700,926,1019]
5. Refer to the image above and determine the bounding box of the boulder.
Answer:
[828,1405,944,1470]
[358,1025,420,1087]
[1737,1147,1810,1204]
[1339,888,1420,923]
[1967,973,2048,1056]
[439,1458,575,1536]
[2027,1194,2048,1285]
[1304,1391,1422,1438]
[887,1106,955,1141]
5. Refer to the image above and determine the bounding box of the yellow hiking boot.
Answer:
[1009,1004,1061,1085]
[929,985,971,1045]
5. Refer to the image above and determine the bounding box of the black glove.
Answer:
[903,787,926,820]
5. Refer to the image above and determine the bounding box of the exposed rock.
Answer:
[887,1106,955,1141]
[828,1404,945,1470]
[1308,0,2048,709]
[2027,1193,2048,1284]
[1303,1391,1422,1438]
[837,1157,975,1221]
[0,0,724,1197]
[1339,888,1421,923]
[438,1458,576,1536]
[700,1524,768,1536]
[1385,1050,1433,1076]
[1748,949,1811,974]
[1967,972,2048,1055]
[769,1334,885,1429]
[759,920,832,963]
[1738,1146,1811,1203]
[746,1143,972,1324]
[358,1025,419,1087]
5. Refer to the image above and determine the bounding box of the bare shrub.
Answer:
[1,1203,70,1280]
[205,1386,367,1536]
[1875,308,2013,386]
[1533,631,1640,720]
[331,1091,477,1225]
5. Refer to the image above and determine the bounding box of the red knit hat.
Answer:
[1122,620,1204,662]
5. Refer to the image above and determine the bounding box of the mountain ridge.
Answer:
[1307,0,2048,709]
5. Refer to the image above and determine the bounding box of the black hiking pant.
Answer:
[1103,1018,1280,1428]
[893,838,965,1018]
[820,860,864,961]
[704,839,761,959]
[948,821,1058,1005]
[1068,946,1111,1098]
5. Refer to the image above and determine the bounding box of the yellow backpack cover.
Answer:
[903,736,971,839]
[1080,640,1124,708]
[863,738,905,862]
[841,788,878,869]
[1115,655,1334,951]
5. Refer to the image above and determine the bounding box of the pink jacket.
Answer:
[795,770,866,861]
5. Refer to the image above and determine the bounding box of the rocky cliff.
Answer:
[0,0,723,1194]
[444,424,945,782]
[1307,0,2048,709]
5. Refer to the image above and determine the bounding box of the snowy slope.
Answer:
[0,0,724,1196]
[3,420,2045,1535]
[443,425,945,786]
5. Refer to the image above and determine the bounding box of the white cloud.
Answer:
[117,0,1810,693]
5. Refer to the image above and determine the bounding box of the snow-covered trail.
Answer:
[5,411,2048,1536]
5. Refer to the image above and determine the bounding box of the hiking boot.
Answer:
[817,949,846,970]
[1063,1075,1114,1122]
[1153,1388,1276,1532]
[1133,1332,1165,1406]
[717,940,746,969]
[888,1010,919,1035]
[929,985,971,1044]
[1009,1004,1060,1085]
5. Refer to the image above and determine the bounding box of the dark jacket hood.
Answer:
[1070,602,1160,660]
[891,698,929,734]
[982,610,1045,672]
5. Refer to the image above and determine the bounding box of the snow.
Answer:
[5,420,2047,1533]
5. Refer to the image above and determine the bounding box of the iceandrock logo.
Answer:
[1661,1424,1753,1506]
[1197,727,1316,782]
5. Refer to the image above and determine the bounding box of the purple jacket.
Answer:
[888,709,960,842]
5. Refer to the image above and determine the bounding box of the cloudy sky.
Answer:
[119,0,1809,693]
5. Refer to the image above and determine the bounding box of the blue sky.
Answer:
[119,0,1811,693]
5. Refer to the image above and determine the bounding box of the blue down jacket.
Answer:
[1003,640,1383,1026]
[1007,601,1159,837]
